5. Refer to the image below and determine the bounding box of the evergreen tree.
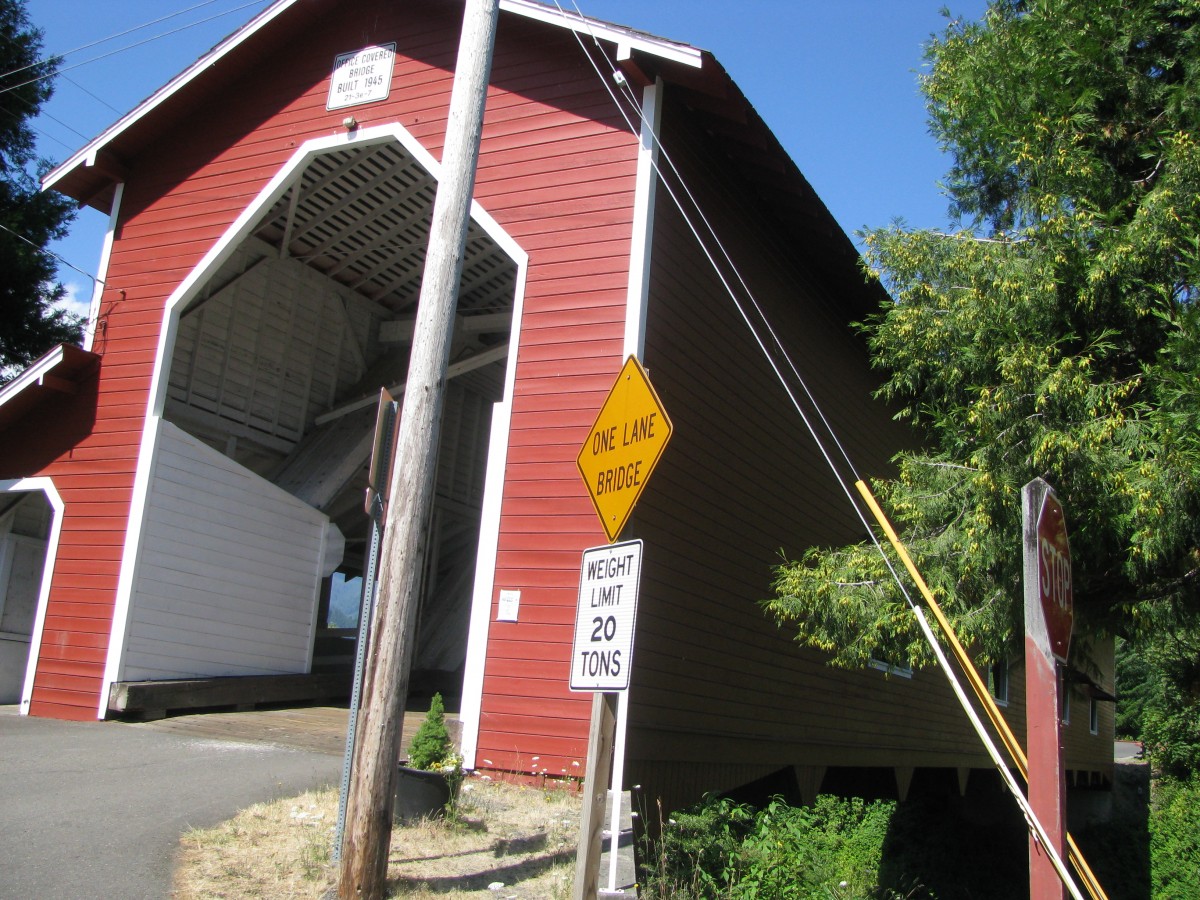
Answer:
[407,692,452,770]
[0,0,80,382]
[767,0,1199,769]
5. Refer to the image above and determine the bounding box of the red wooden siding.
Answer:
[470,35,643,775]
[19,0,635,722]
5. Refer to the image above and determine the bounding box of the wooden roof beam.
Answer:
[286,158,428,253]
[313,342,509,427]
[615,46,652,90]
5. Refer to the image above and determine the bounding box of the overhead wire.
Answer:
[0,25,92,152]
[554,3,1096,897]
[555,0,890,590]
[0,3,272,303]
[0,221,103,289]
[60,74,122,117]
[0,0,271,93]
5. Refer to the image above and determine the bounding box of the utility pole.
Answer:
[337,1,499,897]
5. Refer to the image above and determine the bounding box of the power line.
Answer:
[1,1,247,82]
[60,73,122,116]
[0,0,271,96]
[0,221,103,288]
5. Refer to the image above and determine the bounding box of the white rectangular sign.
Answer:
[327,43,396,110]
[497,589,520,622]
[570,540,642,692]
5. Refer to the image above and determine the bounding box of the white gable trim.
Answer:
[43,0,701,197]
[43,0,298,195]
[500,0,701,68]
[0,477,65,716]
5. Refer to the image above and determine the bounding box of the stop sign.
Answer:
[1036,492,1073,663]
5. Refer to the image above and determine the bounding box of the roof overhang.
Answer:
[1065,666,1117,702]
[0,344,101,433]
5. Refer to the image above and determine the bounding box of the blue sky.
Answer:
[24,0,989,316]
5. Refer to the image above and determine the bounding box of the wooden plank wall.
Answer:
[15,364,134,719]
[121,420,330,681]
[460,26,641,773]
[624,93,1115,811]
[20,0,635,719]
[168,243,379,446]
[0,494,51,703]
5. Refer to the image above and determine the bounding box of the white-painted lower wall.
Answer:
[121,420,341,681]
[0,536,45,704]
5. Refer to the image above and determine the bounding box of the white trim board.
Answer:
[457,399,513,769]
[460,240,529,767]
[84,183,124,353]
[623,78,662,360]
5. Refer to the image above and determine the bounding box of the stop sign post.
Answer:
[1023,478,1074,900]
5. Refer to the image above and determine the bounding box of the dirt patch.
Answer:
[174,777,581,899]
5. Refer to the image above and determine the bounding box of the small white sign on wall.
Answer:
[497,589,520,622]
[327,43,396,111]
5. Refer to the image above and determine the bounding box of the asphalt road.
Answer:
[1115,740,1144,762]
[0,706,341,899]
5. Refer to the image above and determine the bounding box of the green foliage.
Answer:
[737,796,896,899]
[406,692,452,771]
[640,794,904,899]
[1139,652,1200,780]
[1117,630,1200,778]
[0,0,80,381]
[766,0,1200,727]
[1115,637,1154,738]
[641,794,752,897]
[647,786,1188,900]
[1149,775,1200,898]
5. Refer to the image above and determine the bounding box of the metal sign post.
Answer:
[333,391,397,862]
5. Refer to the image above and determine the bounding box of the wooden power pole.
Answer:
[337,1,499,896]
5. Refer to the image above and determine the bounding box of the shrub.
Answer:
[1150,776,1200,899]
[737,795,896,899]
[640,793,900,899]
[407,692,452,770]
[642,794,752,897]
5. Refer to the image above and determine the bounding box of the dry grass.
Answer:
[174,777,581,899]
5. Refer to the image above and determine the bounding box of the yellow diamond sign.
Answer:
[577,356,673,543]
